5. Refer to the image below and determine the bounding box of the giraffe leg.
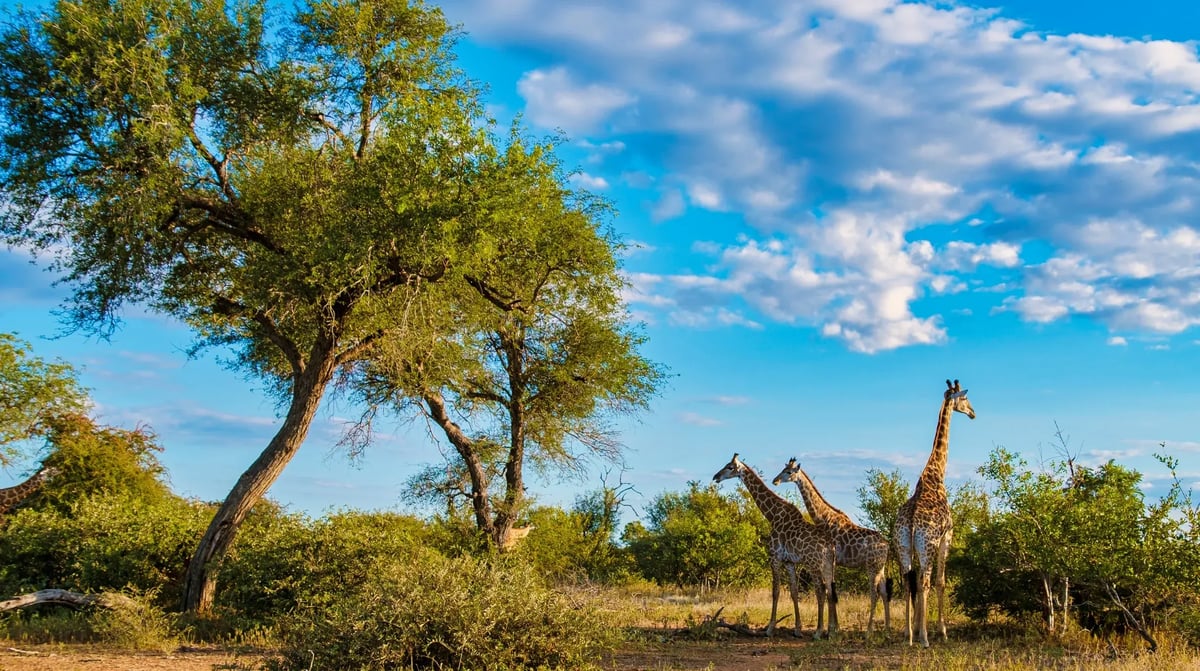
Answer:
[813,569,826,639]
[787,562,801,638]
[917,553,934,648]
[936,531,952,641]
[895,525,915,646]
[866,563,882,638]
[767,559,781,637]
[879,563,892,635]
[910,530,934,648]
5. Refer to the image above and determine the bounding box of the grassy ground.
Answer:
[1,586,1197,670]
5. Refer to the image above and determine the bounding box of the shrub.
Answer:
[0,493,210,608]
[90,590,178,651]
[270,549,618,670]
[215,506,430,623]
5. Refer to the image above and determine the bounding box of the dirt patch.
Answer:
[0,636,914,671]
[0,645,258,671]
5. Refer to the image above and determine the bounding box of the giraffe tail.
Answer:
[884,577,895,602]
[905,569,918,607]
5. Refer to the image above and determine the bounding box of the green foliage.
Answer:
[352,131,667,548]
[269,550,617,671]
[0,493,210,607]
[0,333,88,465]
[856,467,909,542]
[624,482,768,590]
[214,504,431,622]
[22,413,172,512]
[519,488,635,584]
[90,590,178,651]
[953,445,1200,648]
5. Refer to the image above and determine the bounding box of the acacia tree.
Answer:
[0,0,501,612]
[352,137,665,551]
[957,446,1200,649]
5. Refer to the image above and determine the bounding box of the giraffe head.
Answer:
[945,379,976,419]
[771,457,802,486]
[712,453,749,483]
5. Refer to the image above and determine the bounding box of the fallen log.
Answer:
[0,589,98,612]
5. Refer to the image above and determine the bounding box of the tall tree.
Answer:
[352,136,665,551]
[0,0,495,612]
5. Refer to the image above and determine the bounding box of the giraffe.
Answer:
[894,379,975,647]
[713,453,837,638]
[0,464,57,520]
[772,458,892,637]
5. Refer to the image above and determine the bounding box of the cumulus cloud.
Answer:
[443,0,1200,350]
[516,67,634,134]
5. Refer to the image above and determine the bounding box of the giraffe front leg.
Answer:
[813,569,826,640]
[767,560,781,637]
[786,563,801,638]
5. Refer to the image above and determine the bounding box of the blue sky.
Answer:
[3,0,1200,524]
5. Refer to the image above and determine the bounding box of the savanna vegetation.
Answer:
[1,333,1200,670]
[1,0,1199,669]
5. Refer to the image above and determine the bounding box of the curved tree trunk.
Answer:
[181,345,339,613]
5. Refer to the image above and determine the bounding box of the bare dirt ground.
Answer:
[0,634,973,671]
[0,637,888,671]
[0,634,1194,671]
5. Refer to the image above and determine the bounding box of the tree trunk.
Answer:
[423,392,495,540]
[181,345,338,613]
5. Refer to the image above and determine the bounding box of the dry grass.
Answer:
[590,583,1200,670]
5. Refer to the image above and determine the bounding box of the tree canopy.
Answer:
[1,0,636,611]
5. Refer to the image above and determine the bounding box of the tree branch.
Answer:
[213,296,304,376]
[177,195,284,255]
[464,274,523,312]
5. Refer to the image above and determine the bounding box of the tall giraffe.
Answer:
[713,453,837,638]
[0,465,57,520]
[772,458,891,637]
[895,379,975,647]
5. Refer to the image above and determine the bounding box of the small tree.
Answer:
[956,443,1200,649]
[624,482,768,590]
[350,136,665,551]
[0,333,88,466]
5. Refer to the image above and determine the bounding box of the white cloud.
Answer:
[569,172,609,190]
[1107,336,1127,346]
[677,411,722,427]
[443,0,1200,349]
[516,67,634,134]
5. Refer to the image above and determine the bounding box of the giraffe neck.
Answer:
[738,467,796,524]
[0,470,49,514]
[919,396,954,487]
[794,468,854,528]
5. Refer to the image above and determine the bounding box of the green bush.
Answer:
[270,549,618,670]
[0,493,210,608]
[215,506,431,623]
[90,590,178,651]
